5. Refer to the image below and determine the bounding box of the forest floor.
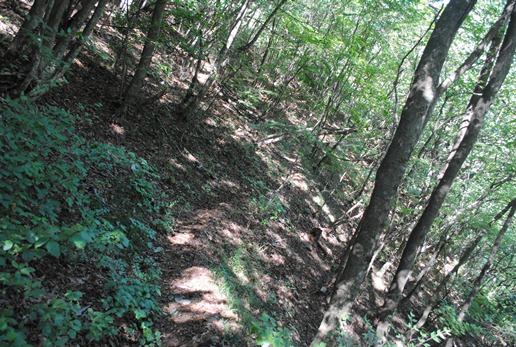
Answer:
[42,57,359,346]
[0,4,393,346]
[48,55,357,346]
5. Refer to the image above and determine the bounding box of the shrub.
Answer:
[0,97,164,345]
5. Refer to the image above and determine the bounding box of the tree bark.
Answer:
[401,227,449,303]
[377,2,516,340]
[9,0,109,96]
[310,1,476,345]
[413,181,514,330]
[122,0,167,107]
[50,0,109,82]
[9,0,51,54]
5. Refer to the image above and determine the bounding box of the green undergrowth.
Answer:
[212,245,294,346]
[436,292,516,346]
[0,97,168,346]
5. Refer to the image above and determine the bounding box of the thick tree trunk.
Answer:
[309,1,476,345]
[377,2,516,340]
[9,0,51,54]
[123,0,167,106]
[445,198,516,347]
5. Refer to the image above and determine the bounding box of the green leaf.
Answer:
[134,308,147,319]
[6,330,17,341]
[2,240,14,251]
[70,231,91,249]
[25,288,46,298]
[20,266,35,275]
[46,240,61,257]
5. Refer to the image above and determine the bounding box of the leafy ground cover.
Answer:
[0,14,351,344]
[1,2,513,346]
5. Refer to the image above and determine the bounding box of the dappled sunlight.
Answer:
[163,266,238,324]
[167,232,197,246]
[254,242,287,266]
[109,123,125,135]
[218,178,240,190]
[291,172,310,192]
[167,158,186,172]
[3,0,513,345]
[413,74,435,102]
[219,226,244,245]
[370,264,389,307]
[310,195,337,223]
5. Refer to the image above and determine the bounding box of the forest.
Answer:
[0,0,515,346]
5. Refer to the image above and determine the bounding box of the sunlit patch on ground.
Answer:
[110,123,125,134]
[163,266,238,324]
[167,232,197,246]
[290,172,310,191]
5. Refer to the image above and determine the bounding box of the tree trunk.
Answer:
[50,0,109,82]
[238,0,287,52]
[377,2,516,340]
[309,1,476,345]
[52,0,99,60]
[179,0,250,119]
[122,0,167,107]
[413,189,513,330]
[9,0,51,54]
[9,0,109,96]
[402,227,449,303]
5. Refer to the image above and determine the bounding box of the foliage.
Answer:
[3,0,516,344]
[436,292,516,346]
[211,245,294,346]
[250,312,293,347]
[0,97,164,345]
[251,194,287,226]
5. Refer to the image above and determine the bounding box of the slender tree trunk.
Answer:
[445,198,516,347]
[377,3,516,341]
[50,0,109,81]
[40,0,70,51]
[415,181,516,330]
[181,36,204,104]
[309,2,476,345]
[414,228,485,330]
[10,0,109,96]
[402,227,449,302]
[256,17,276,75]
[238,0,287,52]
[122,0,167,107]
[52,0,99,60]
[179,0,250,119]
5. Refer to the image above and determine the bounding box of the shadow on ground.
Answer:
[0,10,363,341]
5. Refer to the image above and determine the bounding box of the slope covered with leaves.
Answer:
[1,1,515,346]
